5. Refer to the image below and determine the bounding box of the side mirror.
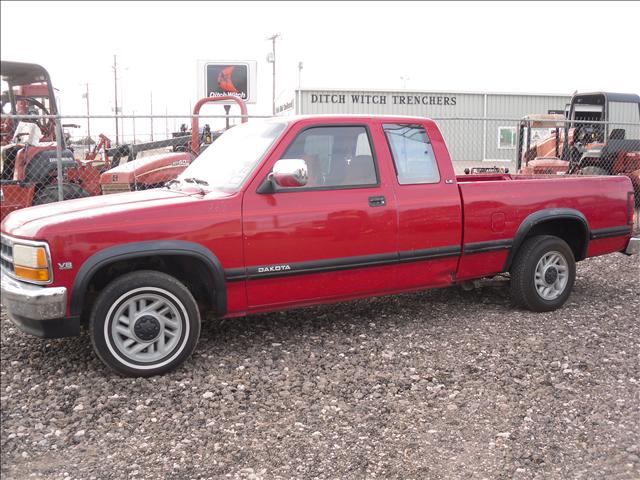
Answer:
[272,159,308,187]
[257,159,309,194]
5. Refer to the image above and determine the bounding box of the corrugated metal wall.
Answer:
[608,101,640,139]
[297,89,571,163]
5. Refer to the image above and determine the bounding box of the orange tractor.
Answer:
[1,61,248,220]
[517,92,640,205]
[516,113,571,175]
[1,61,105,220]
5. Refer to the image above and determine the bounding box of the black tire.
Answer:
[90,270,201,377]
[510,235,576,312]
[32,183,90,205]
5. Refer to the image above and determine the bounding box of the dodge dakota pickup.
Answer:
[1,115,638,376]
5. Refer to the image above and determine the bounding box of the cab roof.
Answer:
[1,61,51,86]
[573,92,640,104]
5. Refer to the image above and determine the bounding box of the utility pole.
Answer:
[266,33,281,116]
[113,55,119,145]
[165,106,168,140]
[150,91,154,141]
[120,81,125,143]
[297,61,303,114]
[83,83,91,146]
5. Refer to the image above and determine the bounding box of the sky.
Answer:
[1,0,639,140]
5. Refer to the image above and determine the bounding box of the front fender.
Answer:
[70,240,227,318]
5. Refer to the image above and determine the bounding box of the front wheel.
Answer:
[510,235,576,312]
[90,270,201,376]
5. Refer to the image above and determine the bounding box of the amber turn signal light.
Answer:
[14,266,50,282]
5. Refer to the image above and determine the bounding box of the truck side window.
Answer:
[383,124,440,185]
[282,126,378,188]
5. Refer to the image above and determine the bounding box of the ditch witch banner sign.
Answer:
[206,64,249,100]
[310,93,457,106]
[197,60,257,104]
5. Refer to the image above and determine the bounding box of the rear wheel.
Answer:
[90,270,201,376]
[32,183,90,205]
[510,235,576,312]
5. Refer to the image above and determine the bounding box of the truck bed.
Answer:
[454,174,633,280]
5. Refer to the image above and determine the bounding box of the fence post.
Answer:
[482,93,488,161]
[54,115,65,202]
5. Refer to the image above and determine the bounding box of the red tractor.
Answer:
[84,133,112,162]
[1,61,104,220]
[517,92,640,206]
[99,95,247,194]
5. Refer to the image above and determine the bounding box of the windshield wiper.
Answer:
[182,177,209,186]
[165,177,209,194]
[177,177,210,195]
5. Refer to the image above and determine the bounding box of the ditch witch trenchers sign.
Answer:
[310,93,458,106]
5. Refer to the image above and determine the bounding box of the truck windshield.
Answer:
[176,119,287,192]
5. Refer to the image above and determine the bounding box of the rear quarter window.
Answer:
[383,123,440,184]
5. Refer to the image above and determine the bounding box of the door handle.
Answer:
[368,195,386,207]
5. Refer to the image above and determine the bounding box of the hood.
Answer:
[1,187,231,239]
[101,151,194,186]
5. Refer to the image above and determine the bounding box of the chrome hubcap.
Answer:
[108,290,184,364]
[534,251,569,301]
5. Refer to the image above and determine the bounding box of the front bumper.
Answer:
[1,271,79,337]
[625,236,640,255]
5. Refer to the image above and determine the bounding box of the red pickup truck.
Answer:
[1,115,638,376]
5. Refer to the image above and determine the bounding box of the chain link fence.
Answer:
[1,113,639,231]
[0,112,258,217]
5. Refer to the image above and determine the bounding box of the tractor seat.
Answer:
[609,129,625,140]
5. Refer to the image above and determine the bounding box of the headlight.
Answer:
[12,244,51,283]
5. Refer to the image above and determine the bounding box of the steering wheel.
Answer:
[25,98,56,138]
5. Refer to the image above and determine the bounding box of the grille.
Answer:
[0,234,14,275]
[101,183,132,195]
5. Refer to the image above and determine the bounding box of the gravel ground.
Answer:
[1,253,639,480]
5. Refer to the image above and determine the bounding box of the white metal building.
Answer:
[293,88,572,164]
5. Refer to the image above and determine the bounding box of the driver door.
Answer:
[241,120,398,310]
